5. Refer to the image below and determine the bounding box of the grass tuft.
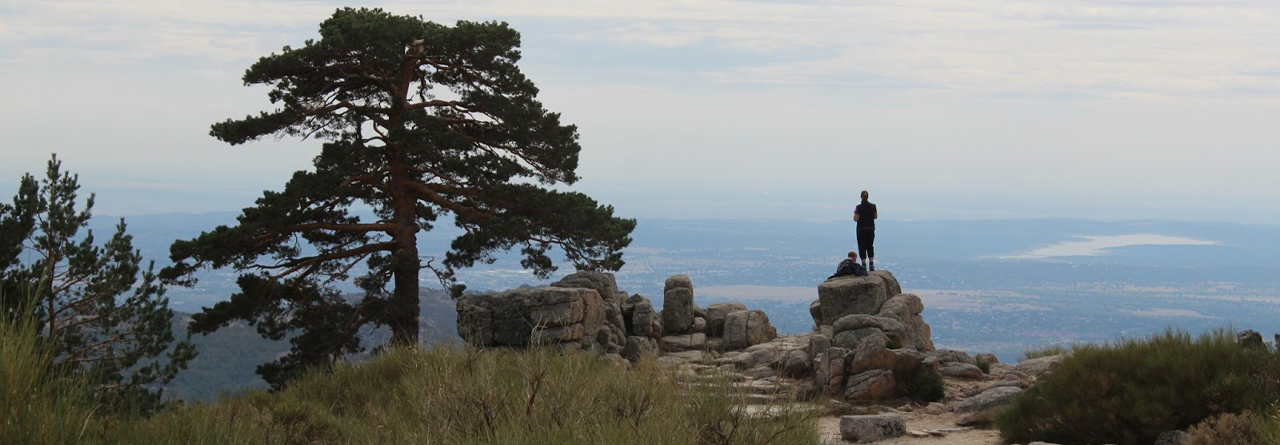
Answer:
[103,345,819,444]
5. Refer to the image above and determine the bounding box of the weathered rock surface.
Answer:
[1016,355,1063,379]
[817,275,890,326]
[457,287,602,349]
[723,309,777,350]
[662,333,707,352]
[941,362,985,379]
[955,386,1023,425]
[932,349,977,366]
[809,300,822,327]
[691,317,707,333]
[844,369,897,401]
[975,353,999,365]
[622,336,658,362]
[1154,430,1191,445]
[624,295,663,340]
[869,270,902,297]
[662,274,695,334]
[814,347,850,395]
[1238,329,1264,348]
[706,302,746,336]
[840,413,906,442]
[876,293,934,351]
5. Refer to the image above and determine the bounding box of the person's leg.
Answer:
[856,230,869,266]
[867,230,876,271]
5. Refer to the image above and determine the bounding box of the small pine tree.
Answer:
[0,155,196,412]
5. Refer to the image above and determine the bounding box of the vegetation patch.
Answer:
[896,366,944,403]
[996,328,1280,445]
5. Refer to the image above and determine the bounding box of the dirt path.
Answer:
[815,409,1002,444]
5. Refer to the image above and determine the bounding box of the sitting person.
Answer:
[829,251,869,279]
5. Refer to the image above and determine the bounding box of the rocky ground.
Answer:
[459,270,1066,443]
[655,331,1062,444]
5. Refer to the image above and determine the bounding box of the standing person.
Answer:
[853,190,878,271]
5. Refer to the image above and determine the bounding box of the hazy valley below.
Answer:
[95,213,1280,401]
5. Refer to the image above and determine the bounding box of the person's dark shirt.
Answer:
[855,201,877,230]
[829,258,868,279]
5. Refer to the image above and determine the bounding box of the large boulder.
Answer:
[622,336,659,362]
[847,331,897,374]
[931,349,977,366]
[1238,329,1264,348]
[840,414,905,443]
[876,293,934,351]
[844,369,897,402]
[834,327,886,350]
[661,275,695,334]
[624,295,663,340]
[662,333,707,352]
[941,362,985,379]
[723,309,777,350]
[457,287,603,349]
[1015,355,1063,379]
[705,302,746,337]
[817,275,890,326]
[955,386,1023,425]
[808,300,822,328]
[869,270,902,297]
[814,347,850,395]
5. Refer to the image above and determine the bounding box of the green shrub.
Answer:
[1186,412,1261,445]
[975,358,991,374]
[107,346,820,444]
[897,366,944,403]
[886,338,903,350]
[996,328,1280,445]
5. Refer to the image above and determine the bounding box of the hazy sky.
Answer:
[2,0,1278,222]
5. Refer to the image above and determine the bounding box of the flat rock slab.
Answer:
[840,413,905,443]
[955,386,1023,425]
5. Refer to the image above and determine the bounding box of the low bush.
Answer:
[897,366,944,403]
[996,328,1280,445]
[975,358,990,374]
[1186,411,1261,445]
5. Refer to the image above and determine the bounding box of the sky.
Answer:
[1,0,1278,223]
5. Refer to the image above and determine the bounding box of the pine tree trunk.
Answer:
[390,242,420,346]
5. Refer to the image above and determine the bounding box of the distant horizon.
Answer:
[1,175,1274,226]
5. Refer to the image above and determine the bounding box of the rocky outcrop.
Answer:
[954,386,1023,425]
[724,309,777,350]
[706,302,746,336]
[661,275,695,334]
[876,293,934,351]
[1015,355,1062,379]
[622,294,663,340]
[844,369,897,401]
[817,275,891,326]
[457,286,603,351]
[552,271,625,353]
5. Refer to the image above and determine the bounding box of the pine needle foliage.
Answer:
[160,7,635,388]
[0,156,195,413]
[996,328,1280,445]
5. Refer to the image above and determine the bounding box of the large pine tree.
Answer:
[161,8,635,386]
[0,155,196,412]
